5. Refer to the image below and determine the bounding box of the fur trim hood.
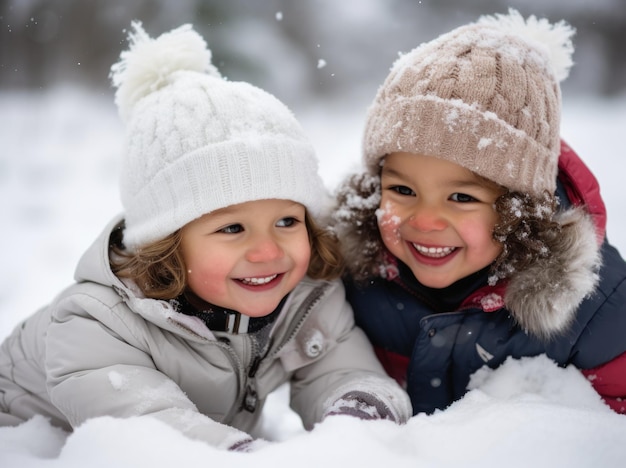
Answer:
[331,165,603,341]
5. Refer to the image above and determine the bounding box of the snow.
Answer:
[1,88,626,466]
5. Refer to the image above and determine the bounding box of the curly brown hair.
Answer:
[110,211,344,300]
[489,190,561,284]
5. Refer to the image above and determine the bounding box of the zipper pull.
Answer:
[243,384,258,412]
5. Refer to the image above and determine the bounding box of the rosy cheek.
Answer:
[296,248,312,276]
[187,267,214,287]
[376,201,402,246]
[457,218,500,253]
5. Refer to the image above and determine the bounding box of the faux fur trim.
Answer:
[331,174,602,340]
[505,207,601,340]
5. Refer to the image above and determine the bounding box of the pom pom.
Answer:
[478,8,575,82]
[110,22,221,121]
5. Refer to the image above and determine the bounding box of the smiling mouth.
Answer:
[238,274,279,285]
[412,243,457,258]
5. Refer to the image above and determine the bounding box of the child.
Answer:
[332,10,626,415]
[0,23,411,450]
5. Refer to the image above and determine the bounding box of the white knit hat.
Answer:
[110,22,324,250]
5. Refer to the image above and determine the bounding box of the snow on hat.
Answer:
[110,22,324,250]
[363,9,575,196]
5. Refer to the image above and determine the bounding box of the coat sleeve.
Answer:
[582,351,626,413]
[286,280,412,428]
[558,141,626,413]
[45,292,250,450]
[570,239,626,414]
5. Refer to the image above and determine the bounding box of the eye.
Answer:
[219,224,244,234]
[389,185,415,196]
[276,217,298,228]
[450,192,478,203]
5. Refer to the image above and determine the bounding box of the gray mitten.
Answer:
[324,390,396,422]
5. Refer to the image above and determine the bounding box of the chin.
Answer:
[418,281,450,289]
[241,305,278,318]
[413,274,456,289]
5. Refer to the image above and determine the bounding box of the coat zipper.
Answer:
[239,284,328,414]
[216,338,247,422]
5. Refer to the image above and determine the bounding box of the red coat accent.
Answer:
[582,351,626,414]
[558,140,607,242]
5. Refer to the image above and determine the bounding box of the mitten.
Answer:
[324,390,397,422]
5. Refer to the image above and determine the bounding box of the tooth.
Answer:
[413,244,454,258]
[241,274,277,285]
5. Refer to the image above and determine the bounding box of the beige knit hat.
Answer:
[363,9,575,196]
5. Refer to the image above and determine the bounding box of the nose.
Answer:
[407,203,448,232]
[245,234,284,263]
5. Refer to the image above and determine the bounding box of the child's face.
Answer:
[378,152,505,289]
[180,199,311,317]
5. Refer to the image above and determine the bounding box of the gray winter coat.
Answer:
[0,215,411,449]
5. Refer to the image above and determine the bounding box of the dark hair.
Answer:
[489,190,561,283]
[110,211,344,300]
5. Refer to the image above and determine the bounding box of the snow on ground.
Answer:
[1,88,625,467]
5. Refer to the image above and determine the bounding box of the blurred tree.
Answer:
[0,0,226,89]
[1,0,625,104]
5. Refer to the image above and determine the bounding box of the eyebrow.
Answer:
[384,166,477,185]
[381,166,404,178]
[383,164,498,191]
[201,200,305,223]
[211,206,238,217]
[191,208,241,229]
[448,179,491,190]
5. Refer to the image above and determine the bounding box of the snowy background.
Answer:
[2,1,626,466]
